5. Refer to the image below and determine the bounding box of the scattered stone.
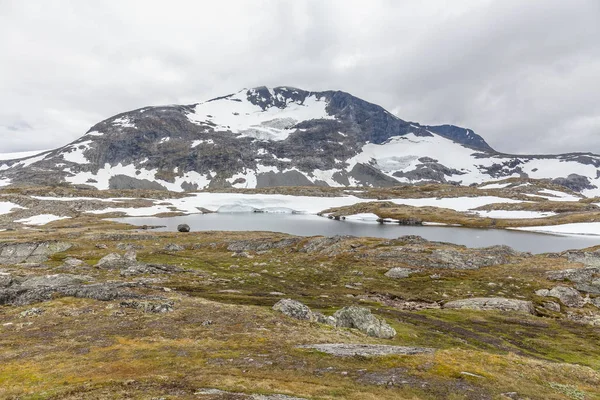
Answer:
[332,306,397,339]
[95,244,108,249]
[19,307,44,318]
[164,243,185,251]
[298,343,434,357]
[177,224,190,233]
[0,274,13,288]
[384,267,418,279]
[443,298,535,314]
[120,299,174,313]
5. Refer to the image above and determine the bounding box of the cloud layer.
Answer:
[1,0,598,154]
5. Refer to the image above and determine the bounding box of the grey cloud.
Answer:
[0,0,598,154]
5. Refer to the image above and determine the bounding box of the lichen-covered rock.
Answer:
[546,286,585,308]
[443,297,535,314]
[273,299,313,320]
[332,306,396,339]
[384,267,418,279]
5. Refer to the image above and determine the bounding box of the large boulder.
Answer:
[177,224,190,233]
[443,297,535,314]
[542,286,585,308]
[332,306,396,339]
[272,299,329,323]
[273,299,313,320]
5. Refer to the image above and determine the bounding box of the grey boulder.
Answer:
[332,306,396,339]
[177,224,190,233]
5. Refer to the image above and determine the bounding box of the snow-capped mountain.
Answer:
[2,86,600,195]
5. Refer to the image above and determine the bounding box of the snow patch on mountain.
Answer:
[187,89,334,141]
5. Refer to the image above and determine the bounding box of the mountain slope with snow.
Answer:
[1,86,599,195]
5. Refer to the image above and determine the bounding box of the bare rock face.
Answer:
[0,241,72,265]
[332,306,396,339]
[443,297,535,314]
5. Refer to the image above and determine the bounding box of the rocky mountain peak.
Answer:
[0,86,599,195]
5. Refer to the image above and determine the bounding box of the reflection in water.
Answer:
[111,213,600,254]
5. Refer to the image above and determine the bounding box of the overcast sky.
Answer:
[1,0,599,154]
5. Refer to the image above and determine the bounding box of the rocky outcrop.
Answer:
[366,243,522,270]
[332,306,396,339]
[443,297,535,314]
[547,264,600,294]
[0,274,142,306]
[536,286,586,308]
[96,251,181,276]
[298,343,435,357]
[0,241,72,265]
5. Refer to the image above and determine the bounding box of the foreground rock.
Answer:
[333,306,397,339]
[299,343,435,357]
[443,297,535,314]
[536,286,586,308]
[0,241,72,265]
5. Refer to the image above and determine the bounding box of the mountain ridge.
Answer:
[1,86,599,195]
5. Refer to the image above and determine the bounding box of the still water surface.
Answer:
[112,213,600,254]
